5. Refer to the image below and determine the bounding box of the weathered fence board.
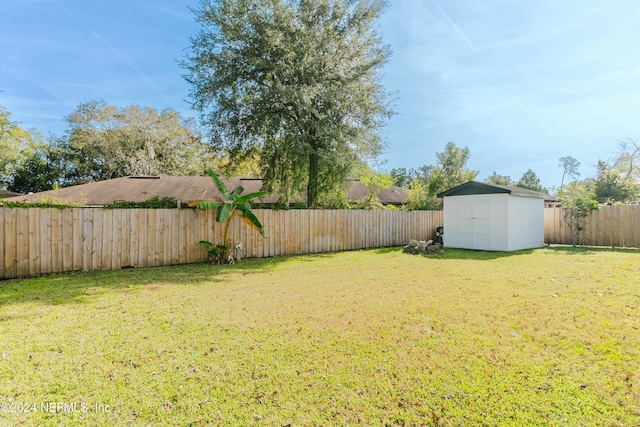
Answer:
[544,206,640,247]
[4,209,17,278]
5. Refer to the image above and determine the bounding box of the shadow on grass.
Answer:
[374,246,537,260]
[431,248,536,260]
[0,256,289,307]
[387,244,640,260]
[288,252,342,262]
[371,246,401,254]
[8,245,636,307]
[545,244,640,255]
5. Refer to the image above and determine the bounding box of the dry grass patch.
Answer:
[1,246,639,426]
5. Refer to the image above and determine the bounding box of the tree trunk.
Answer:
[307,148,319,208]
[222,217,232,261]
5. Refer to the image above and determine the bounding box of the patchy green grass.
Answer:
[1,246,639,426]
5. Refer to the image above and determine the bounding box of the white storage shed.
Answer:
[437,181,548,252]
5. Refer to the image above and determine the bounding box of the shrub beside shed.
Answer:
[437,181,548,252]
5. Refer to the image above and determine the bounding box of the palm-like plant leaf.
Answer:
[197,200,223,210]
[237,205,265,236]
[199,240,218,259]
[199,241,229,260]
[199,240,213,249]
[229,186,244,201]
[206,168,229,199]
[216,203,234,223]
[236,191,267,204]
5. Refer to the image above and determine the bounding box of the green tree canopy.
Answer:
[396,142,477,210]
[389,167,414,188]
[592,160,637,204]
[485,171,512,186]
[62,100,213,185]
[427,142,478,197]
[559,185,599,246]
[356,169,393,209]
[0,105,42,188]
[558,155,580,190]
[516,169,547,193]
[7,139,67,193]
[406,178,429,210]
[610,139,640,183]
[182,0,392,207]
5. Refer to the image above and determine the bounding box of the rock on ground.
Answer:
[403,240,445,255]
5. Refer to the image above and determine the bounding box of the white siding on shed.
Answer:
[506,195,544,251]
[443,193,543,251]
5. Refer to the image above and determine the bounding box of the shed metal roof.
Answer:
[437,181,549,199]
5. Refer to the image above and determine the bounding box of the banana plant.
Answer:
[194,169,266,263]
[198,241,228,264]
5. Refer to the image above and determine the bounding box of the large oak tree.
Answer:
[182,0,392,206]
[62,100,213,184]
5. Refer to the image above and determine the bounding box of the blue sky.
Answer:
[2,0,639,190]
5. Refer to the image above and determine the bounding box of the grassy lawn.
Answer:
[1,246,639,426]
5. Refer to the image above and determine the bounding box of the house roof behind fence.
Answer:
[6,176,409,206]
[0,189,23,198]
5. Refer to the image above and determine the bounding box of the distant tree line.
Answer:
[0,100,252,194]
[389,142,478,209]
[551,146,640,205]
[390,142,640,208]
[3,100,639,209]
[389,142,550,210]
[590,140,640,204]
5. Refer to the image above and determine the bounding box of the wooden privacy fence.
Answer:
[3,206,639,280]
[544,206,640,248]
[0,208,443,279]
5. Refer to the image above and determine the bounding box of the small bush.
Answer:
[103,196,181,209]
[0,200,75,209]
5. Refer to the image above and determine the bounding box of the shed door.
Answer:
[458,201,490,249]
